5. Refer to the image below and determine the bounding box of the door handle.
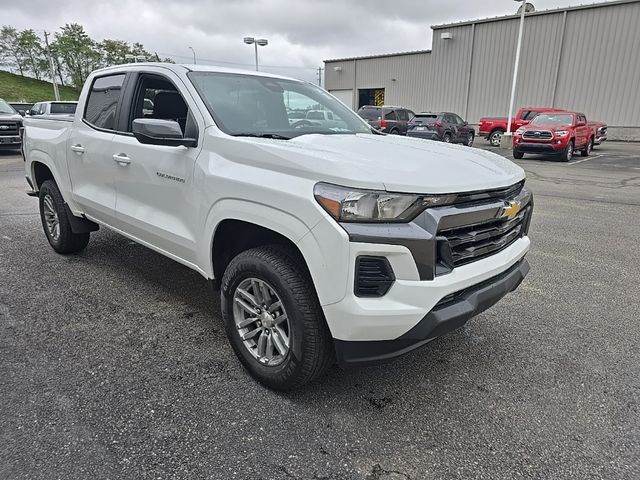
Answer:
[112,153,131,166]
[70,144,85,154]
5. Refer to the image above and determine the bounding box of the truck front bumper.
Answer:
[334,257,529,365]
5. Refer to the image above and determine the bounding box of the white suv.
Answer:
[23,64,532,389]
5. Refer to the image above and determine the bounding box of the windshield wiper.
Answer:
[231,133,291,140]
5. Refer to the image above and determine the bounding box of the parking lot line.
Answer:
[568,154,603,166]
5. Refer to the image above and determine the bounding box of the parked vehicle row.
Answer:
[478,106,608,150]
[23,63,533,390]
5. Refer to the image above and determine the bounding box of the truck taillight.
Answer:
[379,118,387,129]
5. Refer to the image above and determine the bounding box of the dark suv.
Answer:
[357,105,415,135]
[407,112,475,146]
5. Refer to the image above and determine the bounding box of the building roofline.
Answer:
[431,0,639,29]
[324,49,431,64]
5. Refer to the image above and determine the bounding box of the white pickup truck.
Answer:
[23,63,533,390]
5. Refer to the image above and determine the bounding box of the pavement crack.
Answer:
[366,463,413,479]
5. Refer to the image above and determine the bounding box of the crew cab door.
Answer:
[67,73,126,224]
[109,70,203,264]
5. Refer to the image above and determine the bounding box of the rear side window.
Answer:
[84,74,126,130]
[397,109,409,121]
[50,103,77,114]
[384,109,397,120]
[358,108,381,120]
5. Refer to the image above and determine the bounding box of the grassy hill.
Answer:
[0,70,80,102]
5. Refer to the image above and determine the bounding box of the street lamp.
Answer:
[501,0,528,149]
[243,37,268,71]
[188,46,197,64]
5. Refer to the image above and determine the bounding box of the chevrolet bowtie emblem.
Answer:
[499,200,522,220]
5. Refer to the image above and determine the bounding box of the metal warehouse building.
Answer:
[324,0,640,140]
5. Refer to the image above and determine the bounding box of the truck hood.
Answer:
[520,124,568,132]
[0,113,22,122]
[221,133,525,194]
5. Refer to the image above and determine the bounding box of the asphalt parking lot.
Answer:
[1,142,639,480]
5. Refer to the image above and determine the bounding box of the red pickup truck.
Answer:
[589,120,607,146]
[512,111,595,162]
[479,107,561,146]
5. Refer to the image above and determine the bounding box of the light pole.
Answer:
[188,46,197,64]
[501,0,527,149]
[243,37,268,71]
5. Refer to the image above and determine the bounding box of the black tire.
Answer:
[443,133,452,143]
[221,245,334,390]
[513,150,524,159]
[389,129,400,135]
[38,180,90,254]
[559,141,574,162]
[465,132,474,147]
[488,129,503,147]
[581,137,593,157]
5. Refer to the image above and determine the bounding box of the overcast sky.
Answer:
[3,0,608,83]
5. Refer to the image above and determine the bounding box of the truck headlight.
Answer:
[515,128,525,135]
[314,183,455,223]
[554,131,569,137]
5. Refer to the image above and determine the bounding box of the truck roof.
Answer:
[90,63,302,83]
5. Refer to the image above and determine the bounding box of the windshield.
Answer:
[531,113,574,126]
[0,99,17,114]
[50,102,77,114]
[412,114,438,124]
[188,72,372,139]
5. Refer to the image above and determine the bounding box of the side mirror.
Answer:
[132,118,197,147]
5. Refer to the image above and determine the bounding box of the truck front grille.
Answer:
[523,130,552,140]
[437,205,531,269]
[0,122,21,136]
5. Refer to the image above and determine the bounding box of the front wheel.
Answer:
[559,141,574,162]
[221,245,334,390]
[513,150,524,159]
[38,180,90,254]
[465,132,474,147]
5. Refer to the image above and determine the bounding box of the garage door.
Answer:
[329,89,354,110]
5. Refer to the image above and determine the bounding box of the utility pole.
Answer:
[43,31,60,101]
[317,67,324,87]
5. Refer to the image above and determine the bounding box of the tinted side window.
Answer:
[454,114,465,124]
[84,74,126,130]
[444,114,456,124]
[384,109,397,120]
[397,109,409,121]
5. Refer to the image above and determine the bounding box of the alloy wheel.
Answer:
[42,194,60,241]
[232,277,291,366]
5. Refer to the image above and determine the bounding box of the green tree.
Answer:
[0,26,25,76]
[16,29,45,80]
[99,39,130,66]
[53,23,101,87]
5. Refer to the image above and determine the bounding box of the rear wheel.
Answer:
[581,137,593,157]
[38,180,90,254]
[559,141,574,162]
[489,129,503,147]
[221,245,334,390]
[443,133,452,143]
[513,150,524,159]
[389,129,400,135]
